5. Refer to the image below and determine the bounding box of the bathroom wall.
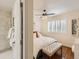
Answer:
[0,11,11,51]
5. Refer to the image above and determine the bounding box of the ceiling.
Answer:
[0,0,15,12]
[0,0,79,15]
[34,0,79,15]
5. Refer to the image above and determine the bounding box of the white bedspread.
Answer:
[33,36,57,58]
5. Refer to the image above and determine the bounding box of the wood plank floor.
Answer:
[42,46,74,59]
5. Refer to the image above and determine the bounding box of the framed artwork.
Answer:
[72,19,77,35]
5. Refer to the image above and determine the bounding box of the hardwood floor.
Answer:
[42,46,74,59]
[61,46,74,59]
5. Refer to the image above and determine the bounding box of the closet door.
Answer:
[12,0,22,59]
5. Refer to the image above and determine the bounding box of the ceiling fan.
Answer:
[42,9,55,16]
[35,9,55,16]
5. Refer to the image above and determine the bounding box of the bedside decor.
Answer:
[72,18,79,36]
[72,19,77,35]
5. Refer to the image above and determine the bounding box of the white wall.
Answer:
[40,10,79,47]
[0,11,11,51]
[33,11,41,32]
[33,16,41,31]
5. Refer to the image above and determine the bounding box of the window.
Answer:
[48,19,67,32]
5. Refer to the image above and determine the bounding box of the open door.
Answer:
[12,0,23,59]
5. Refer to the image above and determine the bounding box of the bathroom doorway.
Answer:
[0,0,23,59]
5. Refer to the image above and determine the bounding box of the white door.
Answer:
[12,0,21,59]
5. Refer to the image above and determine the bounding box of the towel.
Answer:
[7,27,15,47]
[7,28,13,39]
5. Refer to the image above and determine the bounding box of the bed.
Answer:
[33,31,62,59]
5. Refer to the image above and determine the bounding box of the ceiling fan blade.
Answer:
[47,13,55,15]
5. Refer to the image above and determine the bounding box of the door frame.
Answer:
[20,1,23,59]
[23,0,33,59]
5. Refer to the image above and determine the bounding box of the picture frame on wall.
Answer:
[72,19,77,35]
